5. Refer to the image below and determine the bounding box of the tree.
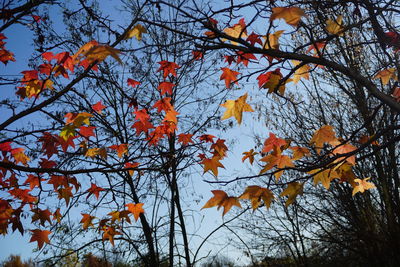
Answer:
[1,0,400,265]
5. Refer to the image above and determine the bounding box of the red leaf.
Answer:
[246,32,263,46]
[0,142,12,152]
[79,126,96,138]
[86,183,105,200]
[92,101,106,114]
[153,97,173,113]
[220,67,240,88]
[157,82,175,95]
[192,50,204,60]
[127,78,141,88]
[178,133,194,145]
[157,61,180,78]
[199,134,216,143]
[134,108,150,122]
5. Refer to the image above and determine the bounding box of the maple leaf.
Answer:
[310,125,338,153]
[24,174,42,190]
[124,162,139,176]
[125,24,147,40]
[109,144,128,158]
[291,60,310,84]
[220,67,240,88]
[211,138,228,158]
[260,152,294,179]
[326,15,345,36]
[30,229,51,249]
[153,97,173,113]
[57,186,73,206]
[270,7,305,27]
[132,120,154,135]
[352,177,376,196]
[158,82,175,95]
[290,146,310,160]
[31,209,52,227]
[202,190,241,216]
[164,108,179,125]
[263,30,284,50]
[280,182,304,207]
[309,168,340,189]
[74,41,122,64]
[199,134,216,143]
[236,51,257,67]
[157,61,180,78]
[332,143,357,165]
[84,147,100,158]
[11,148,30,166]
[102,226,120,246]
[80,213,95,230]
[134,108,150,122]
[0,142,12,152]
[242,149,258,164]
[108,210,131,224]
[246,32,263,46]
[257,68,288,95]
[79,126,96,138]
[126,203,145,221]
[262,133,287,153]
[38,132,59,158]
[201,156,224,176]
[127,78,141,88]
[178,133,194,145]
[374,68,397,85]
[220,93,254,125]
[92,101,106,114]
[222,18,248,45]
[192,50,204,60]
[86,183,105,200]
[53,209,62,223]
[306,42,326,55]
[240,185,274,210]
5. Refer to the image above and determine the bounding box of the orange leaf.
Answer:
[280,182,304,207]
[262,133,287,153]
[201,156,225,177]
[109,144,128,158]
[80,213,95,229]
[92,101,106,114]
[374,68,397,85]
[202,190,241,216]
[239,185,274,209]
[242,149,258,164]
[157,61,180,78]
[158,82,175,95]
[220,67,240,88]
[86,183,105,200]
[30,229,51,249]
[126,203,144,221]
[310,125,337,154]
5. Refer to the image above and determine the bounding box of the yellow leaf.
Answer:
[309,168,340,189]
[291,60,310,84]
[60,125,76,141]
[270,7,305,27]
[80,213,95,230]
[221,93,254,124]
[125,24,147,40]
[326,15,345,36]
[223,24,248,45]
[239,185,274,210]
[374,68,397,85]
[280,182,304,207]
[352,177,376,196]
[84,148,100,158]
[263,30,284,49]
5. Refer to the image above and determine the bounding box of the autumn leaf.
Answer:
[242,149,258,164]
[262,133,287,153]
[352,177,376,196]
[210,138,228,158]
[127,78,141,88]
[291,60,310,84]
[280,182,304,207]
[80,213,95,230]
[86,183,105,200]
[257,68,289,95]
[108,210,131,224]
[220,67,240,88]
[124,162,139,176]
[222,18,247,45]
[125,24,147,40]
[239,185,274,210]
[310,125,337,153]
[74,41,122,64]
[126,203,144,221]
[374,68,397,85]
[153,97,173,113]
[202,190,241,216]
[92,101,106,114]
[290,146,310,160]
[79,126,96,138]
[199,134,216,143]
[270,7,305,27]
[220,93,254,124]
[326,15,345,36]
[31,209,52,227]
[201,156,224,176]
[178,133,194,145]
[246,32,263,46]
[309,168,340,189]
[158,61,180,78]
[102,226,120,246]
[30,229,51,249]
[332,143,357,165]
[109,144,128,158]
[260,151,294,180]
[158,82,175,95]
[11,148,30,166]
[263,30,284,50]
